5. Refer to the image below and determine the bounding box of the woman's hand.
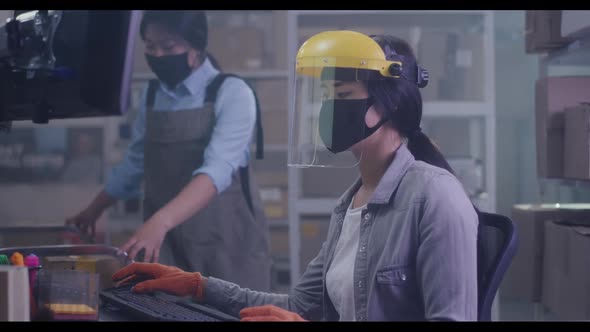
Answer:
[119,213,172,263]
[240,305,306,322]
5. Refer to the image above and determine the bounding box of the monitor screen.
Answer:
[0,10,141,123]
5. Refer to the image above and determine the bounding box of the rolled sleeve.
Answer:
[104,89,147,200]
[417,174,479,321]
[192,77,256,194]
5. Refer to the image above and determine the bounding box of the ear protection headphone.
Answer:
[383,44,429,89]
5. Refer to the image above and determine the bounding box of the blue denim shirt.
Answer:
[203,144,479,321]
[105,58,256,199]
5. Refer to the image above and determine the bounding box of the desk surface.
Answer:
[99,305,141,321]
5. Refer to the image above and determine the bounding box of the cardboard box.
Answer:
[423,118,473,157]
[0,184,105,226]
[502,204,590,302]
[0,229,66,248]
[502,205,564,301]
[269,227,289,259]
[458,31,485,101]
[526,11,570,53]
[254,80,288,112]
[302,166,358,198]
[564,104,590,180]
[261,110,288,145]
[300,217,331,271]
[561,11,590,40]
[260,187,288,220]
[535,77,590,178]
[542,222,590,320]
[208,27,265,71]
[251,151,288,187]
[418,29,447,101]
[541,221,571,318]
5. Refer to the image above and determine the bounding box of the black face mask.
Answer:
[318,98,387,154]
[145,53,192,88]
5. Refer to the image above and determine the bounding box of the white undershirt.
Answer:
[326,200,365,321]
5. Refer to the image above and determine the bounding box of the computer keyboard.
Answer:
[100,282,238,322]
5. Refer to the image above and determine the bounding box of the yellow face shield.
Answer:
[288,31,400,169]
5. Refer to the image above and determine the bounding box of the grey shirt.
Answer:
[203,143,479,321]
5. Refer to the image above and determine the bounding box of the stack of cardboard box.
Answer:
[502,204,590,302]
[564,104,590,180]
[535,77,590,178]
[525,11,571,53]
[543,221,590,320]
[502,204,590,320]
[208,27,265,71]
[418,29,484,102]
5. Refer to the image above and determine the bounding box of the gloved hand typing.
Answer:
[112,263,204,300]
[240,305,306,322]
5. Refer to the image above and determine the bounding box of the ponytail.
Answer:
[406,130,455,176]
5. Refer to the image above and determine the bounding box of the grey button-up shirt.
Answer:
[204,144,479,321]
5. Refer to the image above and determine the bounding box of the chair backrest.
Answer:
[477,212,518,321]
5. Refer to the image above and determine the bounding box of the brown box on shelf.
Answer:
[269,227,289,259]
[564,104,590,180]
[541,221,571,318]
[254,80,288,111]
[418,29,447,101]
[260,187,288,220]
[542,222,590,320]
[301,167,359,198]
[526,11,570,54]
[208,27,265,71]
[458,31,485,101]
[262,110,288,145]
[300,217,331,272]
[254,172,288,188]
[501,205,564,301]
[535,77,590,178]
[251,150,288,187]
[435,30,485,101]
[503,204,590,302]
[0,230,64,248]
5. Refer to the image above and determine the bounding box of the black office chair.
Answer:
[477,212,518,321]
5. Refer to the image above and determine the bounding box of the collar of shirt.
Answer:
[334,143,416,214]
[159,56,220,99]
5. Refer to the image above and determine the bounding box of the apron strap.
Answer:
[239,166,254,216]
[146,79,160,109]
[205,73,264,216]
[204,73,264,160]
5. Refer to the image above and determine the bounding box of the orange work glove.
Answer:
[240,305,307,322]
[112,263,204,300]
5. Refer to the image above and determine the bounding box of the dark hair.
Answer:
[367,35,455,175]
[140,10,208,59]
[139,10,223,70]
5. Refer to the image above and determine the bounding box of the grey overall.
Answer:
[142,78,271,291]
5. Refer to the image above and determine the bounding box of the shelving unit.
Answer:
[286,10,497,284]
[536,20,590,204]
